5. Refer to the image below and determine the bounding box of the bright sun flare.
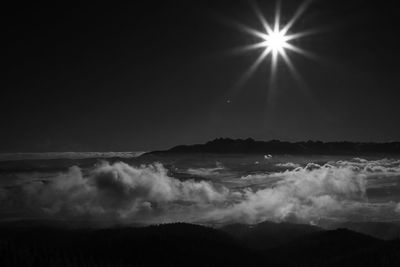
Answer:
[233,0,316,87]
[263,28,288,54]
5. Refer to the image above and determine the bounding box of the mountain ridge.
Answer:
[146,137,400,155]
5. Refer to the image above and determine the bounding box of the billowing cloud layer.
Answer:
[0,157,399,226]
[208,162,368,224]
[1,162,228,223]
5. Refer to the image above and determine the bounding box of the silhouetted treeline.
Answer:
[1,221,399,267]
[148,138,400,155]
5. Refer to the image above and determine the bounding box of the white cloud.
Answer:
[1,157,399,226]
[15,162,229,222]
[206,163,368,224]
[275,162,301,169]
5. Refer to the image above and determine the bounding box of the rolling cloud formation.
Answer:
[0,158,399,225]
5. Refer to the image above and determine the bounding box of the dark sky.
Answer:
[3,0,400,152]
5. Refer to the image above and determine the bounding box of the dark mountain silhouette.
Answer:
[145,138,400,155]
[332,239,400,267]
[332,221,400,240]
[0,223,262,267]
[270,228,400,266]
[269,228,384,266]
[1,221,399,267]
[221,221,322,250]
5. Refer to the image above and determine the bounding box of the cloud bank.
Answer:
[207,162,369,224]
[0,158,399,226]
[1,162,228,223]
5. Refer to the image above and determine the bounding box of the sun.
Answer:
[232,0,316,88]
[263,27,289,54]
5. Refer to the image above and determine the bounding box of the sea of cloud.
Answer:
[0,152,145,161]
[0,157,399,226]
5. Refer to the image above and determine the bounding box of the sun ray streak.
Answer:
[274,0,281,32]
[235,47,272,88]
[280,49,304,85]
[280,50,295,73]
[229,41,268,54]
[284,43,317,59]
[250,0,273,34]
[284,29,319,41]
[237,22,268,39]
[280,49,315,101]
[271,49,278,79]
[281,0,313,35]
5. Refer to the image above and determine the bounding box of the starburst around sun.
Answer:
[233,0,316,88]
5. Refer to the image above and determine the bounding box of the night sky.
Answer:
[3,0,400,152]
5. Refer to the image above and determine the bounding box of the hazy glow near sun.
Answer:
[234,0,316,87]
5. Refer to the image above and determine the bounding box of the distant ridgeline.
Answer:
[150,138,400,155]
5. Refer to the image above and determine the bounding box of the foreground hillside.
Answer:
[1,221,399,267]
